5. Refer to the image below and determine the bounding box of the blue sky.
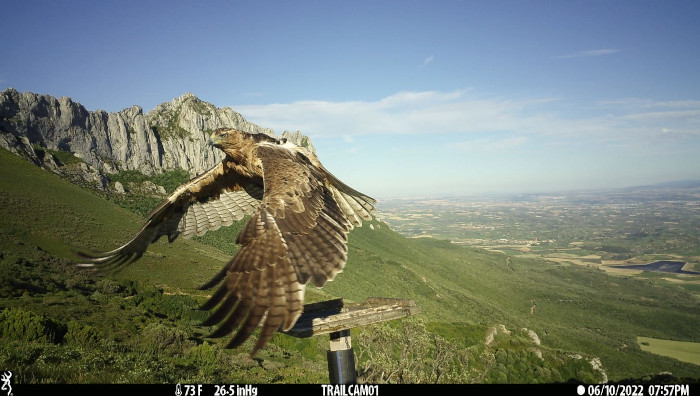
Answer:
[2,1,699,198]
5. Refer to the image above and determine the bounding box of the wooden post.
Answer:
[327,329,356,384]
[281,297,420,384]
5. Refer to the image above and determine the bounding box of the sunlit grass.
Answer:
[637,336,700,366]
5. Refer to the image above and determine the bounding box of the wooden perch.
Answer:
[282,297,421,338]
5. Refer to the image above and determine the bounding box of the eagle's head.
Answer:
[210,128,280,152]
[210,128,248,151]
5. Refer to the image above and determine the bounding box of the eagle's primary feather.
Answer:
[76,128,376,355]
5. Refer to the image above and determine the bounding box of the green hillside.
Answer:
[0,147,698,383]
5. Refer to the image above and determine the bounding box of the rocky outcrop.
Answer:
[281,130,316,153]
[0,89,299,184]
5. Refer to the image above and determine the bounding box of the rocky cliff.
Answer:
[0,89,313,190]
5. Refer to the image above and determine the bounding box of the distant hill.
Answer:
[625,179,700,190]
[480,179,700,204]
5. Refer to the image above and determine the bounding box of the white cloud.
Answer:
[595,99,700,138]
[598,98,700,109]
[232,90,553,138]
[653,100,700,108]
[621,109,700,121]
[653,127,700,139]
[230,89,699,147]
[420,55,434,68]
[557,49,621,59]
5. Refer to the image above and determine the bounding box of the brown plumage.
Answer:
[77,128,376,355]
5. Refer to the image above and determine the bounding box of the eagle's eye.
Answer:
[220,132,229,138]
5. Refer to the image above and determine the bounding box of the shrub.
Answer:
[186,342,219,376]
[135,287,202,322]
[64,320,100,346]
[355,317,475,383]
[96,279,123,295]
[0,308,66,344]
[46,148,84,166]
[151,169,191,193]
[139,322,190,354]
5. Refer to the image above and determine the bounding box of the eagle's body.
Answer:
[78,128,376,354]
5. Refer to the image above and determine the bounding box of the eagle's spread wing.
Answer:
[76,159,263,272]
[77,134,376,355]
[198,144,375,354]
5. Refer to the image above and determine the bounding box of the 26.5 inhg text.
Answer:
[214,384,257,396]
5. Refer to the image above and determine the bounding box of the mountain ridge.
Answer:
[0,89,312,190]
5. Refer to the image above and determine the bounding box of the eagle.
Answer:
[77,128,376,355]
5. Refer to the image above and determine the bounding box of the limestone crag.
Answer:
[281,130,316,153]
[0,89,289,183]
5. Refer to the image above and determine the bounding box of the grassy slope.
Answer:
[1,148,699,382]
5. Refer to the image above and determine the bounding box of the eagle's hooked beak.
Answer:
[209,132,224,148]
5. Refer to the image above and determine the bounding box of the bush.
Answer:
[134,287,203,322]
[0,308,66,344]
[139,322,191,354]
[151,169,191,193]
[186,342,220,376]
[96,279,123,295]
[64,320,100,346]
[355,317,475,383]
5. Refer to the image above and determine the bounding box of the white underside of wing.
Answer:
[180,188,262,238]
[329,186,375,227]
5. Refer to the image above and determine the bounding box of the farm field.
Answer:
[379,185,700,298]
[637,337,700,366]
